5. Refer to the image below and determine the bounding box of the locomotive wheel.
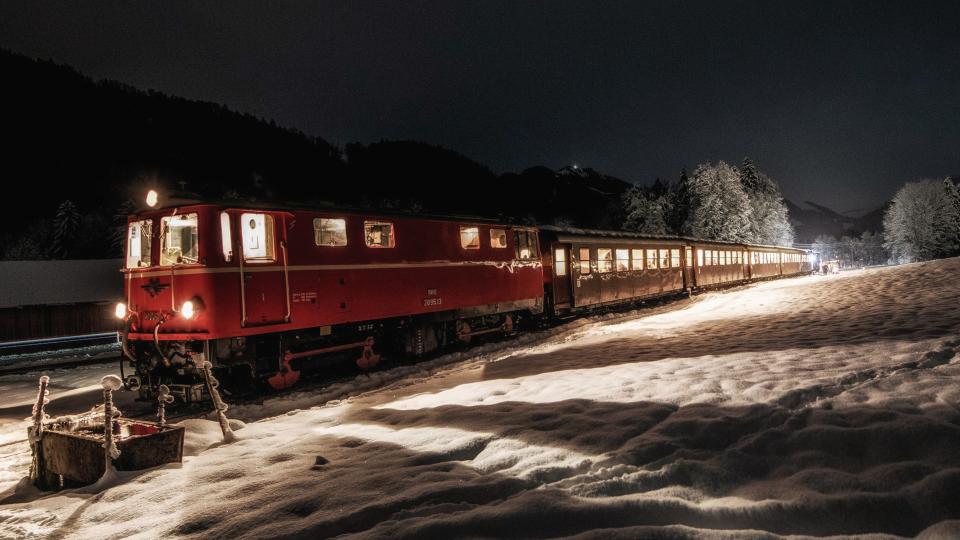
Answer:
[456,320,472,344]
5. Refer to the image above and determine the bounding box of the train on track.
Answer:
[117,192,813,402]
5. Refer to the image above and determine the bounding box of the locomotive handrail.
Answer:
[281,239,291,322]
[238,228,248,328]
[169,265,178,313]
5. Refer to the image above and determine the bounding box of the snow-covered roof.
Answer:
[0,259,123,308]
[538,224,808,251]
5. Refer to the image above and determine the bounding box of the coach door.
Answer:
[682,246,695,290]
[552,245,572,308]
[572,246,600,307]
[236,211,290,327]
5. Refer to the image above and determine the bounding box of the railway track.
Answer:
[0,332,121,375]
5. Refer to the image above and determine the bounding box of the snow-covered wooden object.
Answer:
[199,360,236,442]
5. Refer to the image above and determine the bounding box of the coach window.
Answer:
[460,226,480,250]
[579,247,591,274]
[126,219,152,268]
[314,218,347,247]
[616,249,629,272]
[659,249,670,268]
[685,247,693,267]
[490,228,508,248]
[671,249,680,268]
[514,229,537,260]
[160,213,199,266]
[631,249,643,270]
[554,248,567,276]
[646,249,658,269]
[364,221,395,248]
[219,212,233,262]
[598,248,613,273]
[240,213,276,262]
[697,249,704,267]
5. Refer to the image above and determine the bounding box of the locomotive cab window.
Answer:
[514,229,537,260]
[126,219,152,268]
[220,212,233,262]
[315,218,347,247]
[241,213,276,262]
[364,221,395,248]
[460,226,480,249]
[490,228,508,248]
[160,213,199,266]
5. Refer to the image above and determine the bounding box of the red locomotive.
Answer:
[117,191,812,401]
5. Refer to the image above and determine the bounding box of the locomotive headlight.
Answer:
[115,302,128,320]
[181,300,196,320]
[145,189,159,208]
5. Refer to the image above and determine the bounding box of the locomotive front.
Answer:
[117,196,230,402]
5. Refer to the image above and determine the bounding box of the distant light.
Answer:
[115,303,127,319]
[181,300,195,320]
[146,190,159,208]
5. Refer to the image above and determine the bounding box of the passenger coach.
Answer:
[538,226,812,315]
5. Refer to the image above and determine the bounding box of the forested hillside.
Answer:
[0,50,636,258]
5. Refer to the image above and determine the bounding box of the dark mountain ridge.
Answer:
[785,199,886,243]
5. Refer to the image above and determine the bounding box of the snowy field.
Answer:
[3,259,960,538]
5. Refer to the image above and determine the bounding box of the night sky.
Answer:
[2,1,958,212]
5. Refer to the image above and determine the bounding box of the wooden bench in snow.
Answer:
[34,419,184,490]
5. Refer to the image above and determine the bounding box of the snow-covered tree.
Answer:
[739,158,794,245]
[813,234,837,262]
[683,161,752,242]
[622,184,672,235]
[52,200,81,259]
[883,179,960,262]
[666,169,691,234]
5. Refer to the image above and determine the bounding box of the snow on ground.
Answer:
[3,260,960,538]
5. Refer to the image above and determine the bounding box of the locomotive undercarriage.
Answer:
[125,307,531,403]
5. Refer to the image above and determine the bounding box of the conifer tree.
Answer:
[52,200,80,259]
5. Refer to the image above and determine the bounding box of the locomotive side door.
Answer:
[236,211,290,327]
[552,244,572,308]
